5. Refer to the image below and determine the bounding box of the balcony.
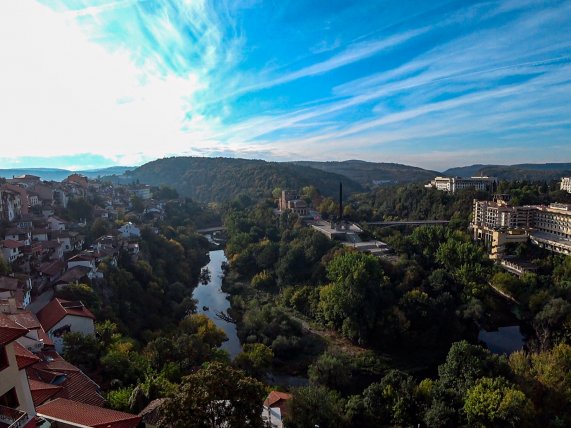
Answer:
[0,406,31,428]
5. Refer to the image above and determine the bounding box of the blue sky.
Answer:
[1,0,570,171]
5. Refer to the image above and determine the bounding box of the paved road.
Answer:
[27,289,54,314]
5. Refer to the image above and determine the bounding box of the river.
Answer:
[193,249,242,358]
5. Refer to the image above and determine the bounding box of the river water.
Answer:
[193,249,242,358]
[478,325,525,355]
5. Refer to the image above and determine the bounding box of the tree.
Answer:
[464,377,534,427]
[438,341,508,395]
[158,362,266,428]
[308,352,351,391]
[286,385,345,428]
[233,343,274,378]
[363,370,418,426]
[62,332,101,370]
[318,251,387,344]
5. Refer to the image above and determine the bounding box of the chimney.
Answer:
[8,297,17,314]
[339,182,343,220]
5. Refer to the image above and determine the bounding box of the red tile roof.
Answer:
[28,379,62,406]
[0,313,28,345]
[28,350,105,407]
[264,391,292,408]
[36,298,95,332]
[37,398,141,428]
[13,342,41,369]
[1,239,24,249]
[7,311,42,330]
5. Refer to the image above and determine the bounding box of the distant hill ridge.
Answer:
[116,157,366,202]
[291,160,439,186]
[443,163,571,180]
[0,166,134,182]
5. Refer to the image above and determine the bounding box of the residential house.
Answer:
[0,189,22,222]
[0,276,31,309]
[5,228,32,246]
[1,240,24,263]
[118,222,141,238]
[0,314,37,426]
[47,216,67,231]
[263,391,292,428]
[67,252,103,279]
[39,260,66,286]
[36,299,95,353]
[1,184,30,216]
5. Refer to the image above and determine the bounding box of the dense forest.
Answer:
[116,157,364,202]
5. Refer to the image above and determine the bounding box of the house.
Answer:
[138,398,166,428]
[40,260,66,285]
[1,240,25,263]
[118,222,141,238]
[263,391,292,428]
[36,299,95,353]
[27,350,105,407]
[0,189,22,222]
[40,240,65,261]
[47,216,67,231]
[5,228,32,246]
[54,267,92,287]
[0,313,37,426]
[36,398,141,428]
[67,252,103,279]
[1,184,30,215]
[7,310,53,353]
[0,276,31,309]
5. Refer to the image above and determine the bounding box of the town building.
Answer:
[426,176,498,193]
[472,198,571,257]
[561,177,571,193]
[277,190,309,217]
[118,222,141,238]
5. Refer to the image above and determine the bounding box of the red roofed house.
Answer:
[263,391,293,428]
[0,314,37,427]
[37,299,95,354]
[37,398,141,428]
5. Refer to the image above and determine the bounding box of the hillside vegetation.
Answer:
[292,160,437,186]
[121,157,364,202]
[444,163,571,180]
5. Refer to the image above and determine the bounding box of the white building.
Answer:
[561,177,571,193]
[118,222,141,238]
[36,298,96,354]
[472,199,571,257]
[427,176,497,193]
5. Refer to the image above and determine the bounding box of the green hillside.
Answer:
[291,160,438,187]
[121,157,364,202]
[444,163,571,180]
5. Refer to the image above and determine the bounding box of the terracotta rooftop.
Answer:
[0,313,28,345]
[264,391,293,408]
[28,379,62,406]
[37,398,141,428]
[56,266,91,284]
[7,311,42,330]
[40,260,65,277]
[28,350,105,407]
[1,239,25,249]
[36,298,95,332]
[13,341,41,369]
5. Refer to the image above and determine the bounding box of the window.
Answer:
[0,346,8,371]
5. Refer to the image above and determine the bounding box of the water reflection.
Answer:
[478,325,525,355]
[193,249,242,358]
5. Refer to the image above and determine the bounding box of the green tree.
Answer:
[287,385,345,428]
[234,343,274,378]
[308,352,351,391]
[62,332,101,370]
[158,362,266,428]
[464,377,533,427]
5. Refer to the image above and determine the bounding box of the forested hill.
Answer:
[444,163,571,180]
[291,160,437,186]
[119,157,364,202]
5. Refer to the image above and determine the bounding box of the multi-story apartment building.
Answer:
[0,314,36,427]
[427,176,497,193]
[472,198,571,257]
[561,177,571,193]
